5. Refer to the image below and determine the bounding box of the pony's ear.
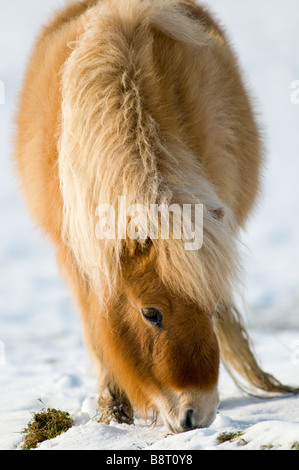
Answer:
[211,207,224,221]
[121,237,153,260]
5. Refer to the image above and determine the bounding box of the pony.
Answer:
[14,0,298,433]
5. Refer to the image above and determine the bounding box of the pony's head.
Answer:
[99,242,220,432]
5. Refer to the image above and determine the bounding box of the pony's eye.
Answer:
[141,307,163,329]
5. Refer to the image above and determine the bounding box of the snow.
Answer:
[1,0,299,451]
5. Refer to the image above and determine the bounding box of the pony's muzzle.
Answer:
[157,386,219,433]
[179,403,216,432]
[181,408,195,431]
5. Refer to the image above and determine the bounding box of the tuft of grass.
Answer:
[217,431,244,445]
[237,438,248,447]
[291,442,299,450]
[22,407,73,450]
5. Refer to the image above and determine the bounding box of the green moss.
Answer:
[237,438,248,447]
[22,407,73,450]
[260,444,274,450]
[216,431,244,445]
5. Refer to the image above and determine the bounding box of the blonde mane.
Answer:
[58,0,240,309]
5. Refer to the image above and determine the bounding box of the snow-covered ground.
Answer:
[0,0,299,451]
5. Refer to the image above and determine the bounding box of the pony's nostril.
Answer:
[182,408,195,431]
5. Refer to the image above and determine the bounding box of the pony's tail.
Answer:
[214,302,299,396]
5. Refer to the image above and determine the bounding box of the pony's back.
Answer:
[57,0,248,308]
[15,0,262,240]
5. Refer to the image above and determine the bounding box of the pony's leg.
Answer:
[88,352,135,424]
[98,383,134,425]
[56,245,135,424]
[85,339,135,425]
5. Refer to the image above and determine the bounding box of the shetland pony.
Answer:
[14,0,298,433]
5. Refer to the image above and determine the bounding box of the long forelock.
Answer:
[58,0,240,309]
